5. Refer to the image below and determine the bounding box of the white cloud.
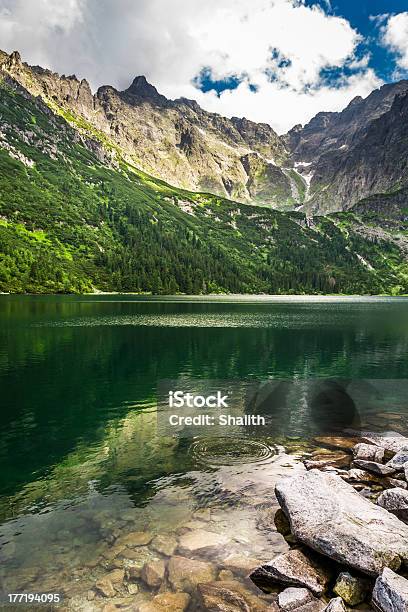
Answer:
[381,11,408,71]
[0,0,383,132]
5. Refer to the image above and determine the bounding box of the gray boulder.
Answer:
[249,548,331,596]
[353,459,396,476]
[386,448,408,472]
[324,598,346,612]
[361,432,408,456]
[377,488,408,521]
[353,443,385,463]
[372,567,408,611]
[275,470,408,576]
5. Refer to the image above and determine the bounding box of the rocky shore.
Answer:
[249,431,408,611]
[59,431,408,611]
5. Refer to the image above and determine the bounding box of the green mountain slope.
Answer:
[1,76,408,295]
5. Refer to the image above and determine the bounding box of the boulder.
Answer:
[377,488,408,521]
[353,443,385,463]
[249,549,331,596]
[372,567,408,611]
[386,449,408,472]
[275,470,408,575]
[178,529,229,555]
[333,571,370,605]
[361,432,408,456]
[278,587,313,611]
[197,580,269,612]
[167,556,216,593]
[324,598,346,612]
[353,459,396,476]
[141,559,166,588]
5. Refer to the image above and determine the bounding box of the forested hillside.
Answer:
[1,74,408,295]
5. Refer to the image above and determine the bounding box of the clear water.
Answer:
[1,295,408,609]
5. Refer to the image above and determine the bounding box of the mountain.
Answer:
[284,80,408,214]
[1,49,408,295]
[0,50,303,209]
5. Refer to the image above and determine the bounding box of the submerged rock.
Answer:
[333,571,370,605]
[377,488,408,521]
[324,598,347,612]
[278,587,313,610]
[167,555,216,593]
[138,592,190,612]
[222,553,262,576]
[249,549,331,596]
[372,568,408,611]
[178,529,228,555]
[116,531,153,548]
[141,559,166,588]
[304,452,351,471]
[150,534,178,556]
[275,469,408,575]
[197,580,269,612]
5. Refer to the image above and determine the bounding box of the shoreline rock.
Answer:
[275,469,408,576]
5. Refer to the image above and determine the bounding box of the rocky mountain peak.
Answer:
[123,75,167,104]
[1,50,22,72]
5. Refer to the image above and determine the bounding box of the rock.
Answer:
[377,488,408,521]
[127,582,139,594]
[333,571,370,605]
[218,569,234,581]
[222,554,262,576]
[361,432,408,456]
[168,556,216,593]
[274,508,291,536]
[138,592,190,612]
[104,568,124,585]
[313,436,359,451]
[178,529,228,555]
[372,567,408,611]
[353,443,385,463]
[353,459,396,476]
[116,531,153,548]
[386,449,408,471]
[249,549,331,596]
[95,576,115,598]
[278,587,313,611]
[275,469,408,576]
[384,477,407,490]
[197,580,268,611]
[150,534,178,556]
[141,559,166,588]
[324,598,347,612]
[304,452,351,471]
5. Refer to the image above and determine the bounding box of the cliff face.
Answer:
[284,81,408,214]
[1,49,408,217]
[0,50,297,208]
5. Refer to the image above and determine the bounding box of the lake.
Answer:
[1,295,408,607]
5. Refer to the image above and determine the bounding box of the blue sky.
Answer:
[1,0,408,132]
